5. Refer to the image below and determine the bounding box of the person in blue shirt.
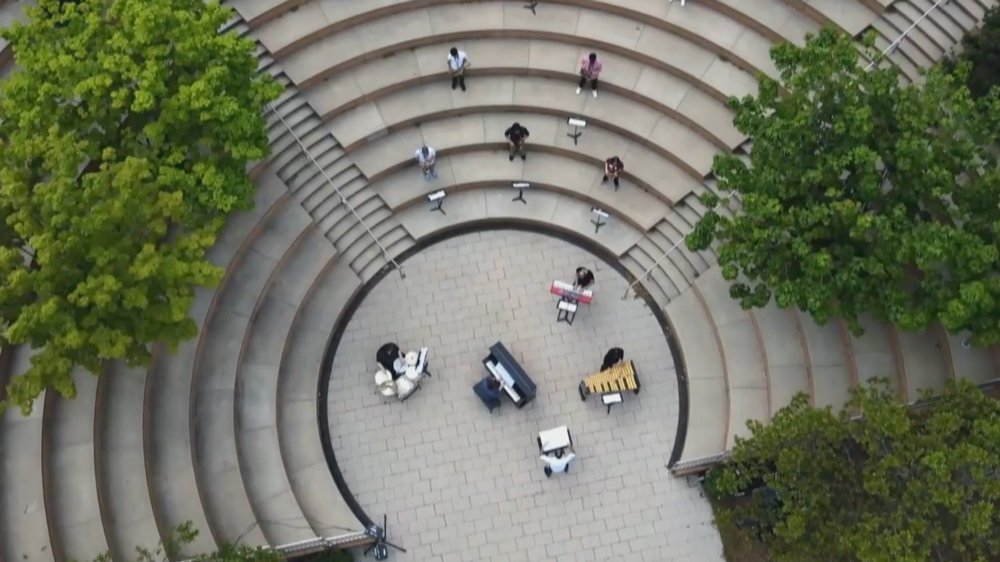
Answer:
[481,376,503,401]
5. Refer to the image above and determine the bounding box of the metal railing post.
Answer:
[268,102,404,279]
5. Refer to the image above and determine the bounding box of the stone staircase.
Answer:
[225,17,417,283]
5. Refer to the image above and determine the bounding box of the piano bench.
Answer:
[472,379,502,414]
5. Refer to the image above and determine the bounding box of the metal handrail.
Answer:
[865,0,951,71]
[621,203,720,300]
[268,102,404,279]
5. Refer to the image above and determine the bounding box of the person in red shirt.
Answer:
[602,156,624,189]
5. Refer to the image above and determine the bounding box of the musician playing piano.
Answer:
[482,376,503,402]
[574,267,595,291]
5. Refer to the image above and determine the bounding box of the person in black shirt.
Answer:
[504,122,530,161]
[601,347,625,371]
[574,267,595,291]
[376,342,404,380]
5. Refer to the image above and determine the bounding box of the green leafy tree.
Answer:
[0,0,281,413]
[952,6,1000,99]
[687,27,1000,342]
[707,379,1000,562]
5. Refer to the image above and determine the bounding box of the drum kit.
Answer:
[374,348,430,402]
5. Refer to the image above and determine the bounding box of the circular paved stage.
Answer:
[326,231,723,562]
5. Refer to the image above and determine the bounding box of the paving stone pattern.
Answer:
[327,231,723,562]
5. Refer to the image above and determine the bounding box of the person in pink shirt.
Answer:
[577,52,603,98]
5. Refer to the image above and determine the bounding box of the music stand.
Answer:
[524,0,538,14]
[511,182,530,204]
[567,117,586,146]
[591,207,609,233]
[427,190,446,214]
[363,515,407,561]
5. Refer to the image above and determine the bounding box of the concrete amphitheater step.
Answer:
[663,283,728,469]
[191,195,315,548]
[279,255,368,542]
[42,368,109,562]
[748,303,812,411]
[326,75,722,180]
[146,170,288,557]
[893,327,952,403]
[795,312,855,411]
[794,0,880,34]
[394,187,643,256]
[0,347,52,562]
[236,227,337,545]
[297,37,744,151]
[372,150,669,233]
[256,2,777,89]
[707,0,819,44]
[351,112,702,205]
[840,314,903,401]
[693,268,770,446]
[97,360,162,562]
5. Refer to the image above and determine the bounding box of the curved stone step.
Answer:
[42,368,108,562]
[394,187,643,257]
[749,303,812,412]
[373,150,669,234]
[693,268,769,446]
[279,256,367,539]
[352,112,700,205]
[663,286,728,464]
[706,0,819,44]
[260,2,776,89]
[942,331,1000,385]
[236,227,337,545]
[191,199,313,547]
[328,75,722,180]
[298,37,743,150]
[892,327,951,404]
[0,346,52,562]
[841,314,901,399]
[96,360,161,562]
[795,312,853,411]
[145,170,288,556]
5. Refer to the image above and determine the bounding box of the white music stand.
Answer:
[427,190,446,214]
[538,425,572,454]
[591,207,609,233]
[512,182,530,204]
[567,117,587,145]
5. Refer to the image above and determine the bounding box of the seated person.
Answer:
[574,267,595,291]
[376,342,406,380]
[540,449,576,478]
[601,347,625,371]
[481,376,503,401]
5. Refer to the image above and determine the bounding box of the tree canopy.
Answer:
[686,27,1000,343]
[951,6,1000,99]
[707,379,1000,562]
[0,0,281,413]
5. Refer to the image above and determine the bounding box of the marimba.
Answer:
[579,360,640,403]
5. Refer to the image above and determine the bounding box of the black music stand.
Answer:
[556,296,578,326]
[591,207,608,233]
[364,515,406,561]
[566,117,586,146]
[427,190,446,215]
[524,0,538,14]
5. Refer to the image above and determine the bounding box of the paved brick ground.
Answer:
[326,231,723,562]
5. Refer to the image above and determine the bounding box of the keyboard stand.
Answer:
[556,297,578,326]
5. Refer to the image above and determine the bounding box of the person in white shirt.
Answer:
[540,449,576,477]
[415,145,437,180]
[447,47,470,91]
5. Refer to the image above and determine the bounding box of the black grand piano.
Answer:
[481,342,537,408]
